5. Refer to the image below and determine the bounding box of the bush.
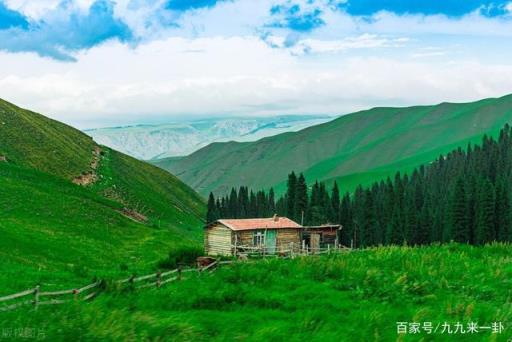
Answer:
[157,245,203,269]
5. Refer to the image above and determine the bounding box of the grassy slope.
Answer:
[158,94,512,196]
[0,99,95,179]
[0,99,205,293]
[3,244,511,341]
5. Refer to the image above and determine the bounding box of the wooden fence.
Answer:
[0,281,100,312]
[233,244,351,258]
[0,247,351,313]
[0,262,229,313]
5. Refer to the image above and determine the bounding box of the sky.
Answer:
[2,1,512,128]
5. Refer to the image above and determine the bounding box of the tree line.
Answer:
[207,124,512,247]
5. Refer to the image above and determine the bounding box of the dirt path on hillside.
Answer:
[73,146,101,186]
[72,146,149,224]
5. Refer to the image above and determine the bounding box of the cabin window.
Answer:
[253,230,265,246]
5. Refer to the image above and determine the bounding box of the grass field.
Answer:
[0,99,206,295]
[157,94,512,196]
[0,161,203,295]
[2,244,511,341]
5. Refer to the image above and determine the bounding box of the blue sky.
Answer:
[1,0,512,127]
[340,0,512,17]
[2,0,512,60]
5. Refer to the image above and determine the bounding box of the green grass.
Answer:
[0,99,95,180]
[0,98,206,294]
[0,162,201,294]
[91,148,205,236]
[157,94,512,196]
[2,244,511,341]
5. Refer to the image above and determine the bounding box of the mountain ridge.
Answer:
[85,115,334,160]
[156,94,512,196]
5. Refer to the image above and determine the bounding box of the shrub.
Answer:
[157,245,203,269]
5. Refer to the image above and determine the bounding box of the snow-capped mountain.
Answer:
[84,115,334,160]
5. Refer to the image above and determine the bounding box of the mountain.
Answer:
[84,115,333,160]
[156,94,512,196]
[0,98,205,293]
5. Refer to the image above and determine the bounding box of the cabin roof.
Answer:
[213,217,302,231]
[304,224,342,230]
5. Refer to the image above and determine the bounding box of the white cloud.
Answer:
[5,0,95,19]
[276,34,410,55]
[507,2,512,12]
[1,35,512,129]
[2,0,512,128]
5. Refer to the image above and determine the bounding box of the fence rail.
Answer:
[233,244,351,257]
[0,247,351,313]
[0,281,100,312]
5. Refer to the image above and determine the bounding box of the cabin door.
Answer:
[310,233,320,253]
[266,230,276,254]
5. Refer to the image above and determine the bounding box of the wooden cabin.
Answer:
[204,216,303,256]
[302,224,342,252]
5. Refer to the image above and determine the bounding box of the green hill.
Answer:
[156,94,512,196]
[0,99,205,293]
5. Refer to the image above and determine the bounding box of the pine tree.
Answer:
[449,178,469,243]
[475,179,496,244]
[276,196,286,216]
[249,190,257,217]
[286,172,298,220]
[268,188,276,216]
[387,207,404,245]
[331,181,340,223]
[228,188,238,218]
[494,180,510,241]
[339,193,352,246]
[238,186,249,218]
[256,190,267,217]
[361,189,377,247]
[294,173,308,224]
[207,192,218,223]
[416,204,431,245]
[308,181,322,225]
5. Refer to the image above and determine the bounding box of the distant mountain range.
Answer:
[84,115,334,160]
[154,94,512,196]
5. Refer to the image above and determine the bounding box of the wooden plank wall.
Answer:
[206,224,232,256]
[276,229,301,251]
[239,231,253,246]
[238,229,301,251]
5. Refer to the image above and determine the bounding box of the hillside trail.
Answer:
[73,146,101,186]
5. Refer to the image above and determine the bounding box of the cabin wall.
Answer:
[238,231,253,246]
[205,224,233,256]
[236,229,300,251]
[321,230,337,245]
[303,229,339,249]
[276,229,301,251]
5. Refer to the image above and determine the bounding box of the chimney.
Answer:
[273,214,279,222]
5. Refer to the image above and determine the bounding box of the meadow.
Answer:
[1,244,511,341]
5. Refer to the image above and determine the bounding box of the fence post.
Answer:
[177,266,182,281]
[34,285,40,309]
[156,271,161,288]
[129,274,135,289]
[73,289,78,301]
